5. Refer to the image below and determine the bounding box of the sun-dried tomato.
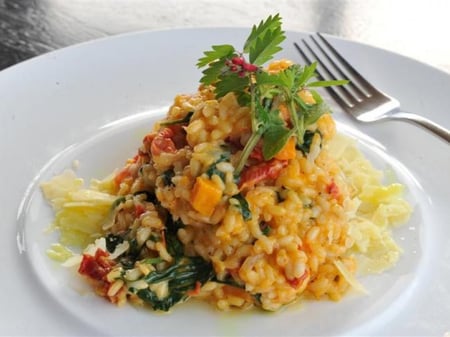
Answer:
[239,159,288,190]
[78,249,115,281]
[151,127,177,156]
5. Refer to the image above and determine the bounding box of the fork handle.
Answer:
[389,111,450,143]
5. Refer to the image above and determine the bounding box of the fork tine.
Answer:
[294,41,353,109]
[316,33,380,94]
[310,35,368,99]
[295,39,358,107]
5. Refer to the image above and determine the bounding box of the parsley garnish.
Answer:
[197,14,347,174]
[244,14,285,65]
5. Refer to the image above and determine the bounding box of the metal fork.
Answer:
[294,33,450,143]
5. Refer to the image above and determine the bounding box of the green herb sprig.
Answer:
[197,14,347,174]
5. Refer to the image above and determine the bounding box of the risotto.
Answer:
[41,15,411,312]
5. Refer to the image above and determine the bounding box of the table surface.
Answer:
[1,0,450,74]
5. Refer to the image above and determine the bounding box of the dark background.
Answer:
[1,0,449,73]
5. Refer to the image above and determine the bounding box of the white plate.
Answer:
[1,28,449,336]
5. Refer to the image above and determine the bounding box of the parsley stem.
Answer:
[298,114,305,143]
[250,81,258,133]
[235,78,261,175]
[235,128,263,175]
[287,94,304,145]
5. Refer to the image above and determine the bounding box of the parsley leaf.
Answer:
[215,72,249,98]
[304,101,330,125]
[262,119,295,160]
[199,60,228,85]
[244,14,285,65]
[248,26,286,66]
[197,44,235,67]
[255,70,288,88]
[197,45,237,85]
[296,62,317,87]
[308,79,349,87]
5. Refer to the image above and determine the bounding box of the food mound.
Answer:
[41,15,411,312]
